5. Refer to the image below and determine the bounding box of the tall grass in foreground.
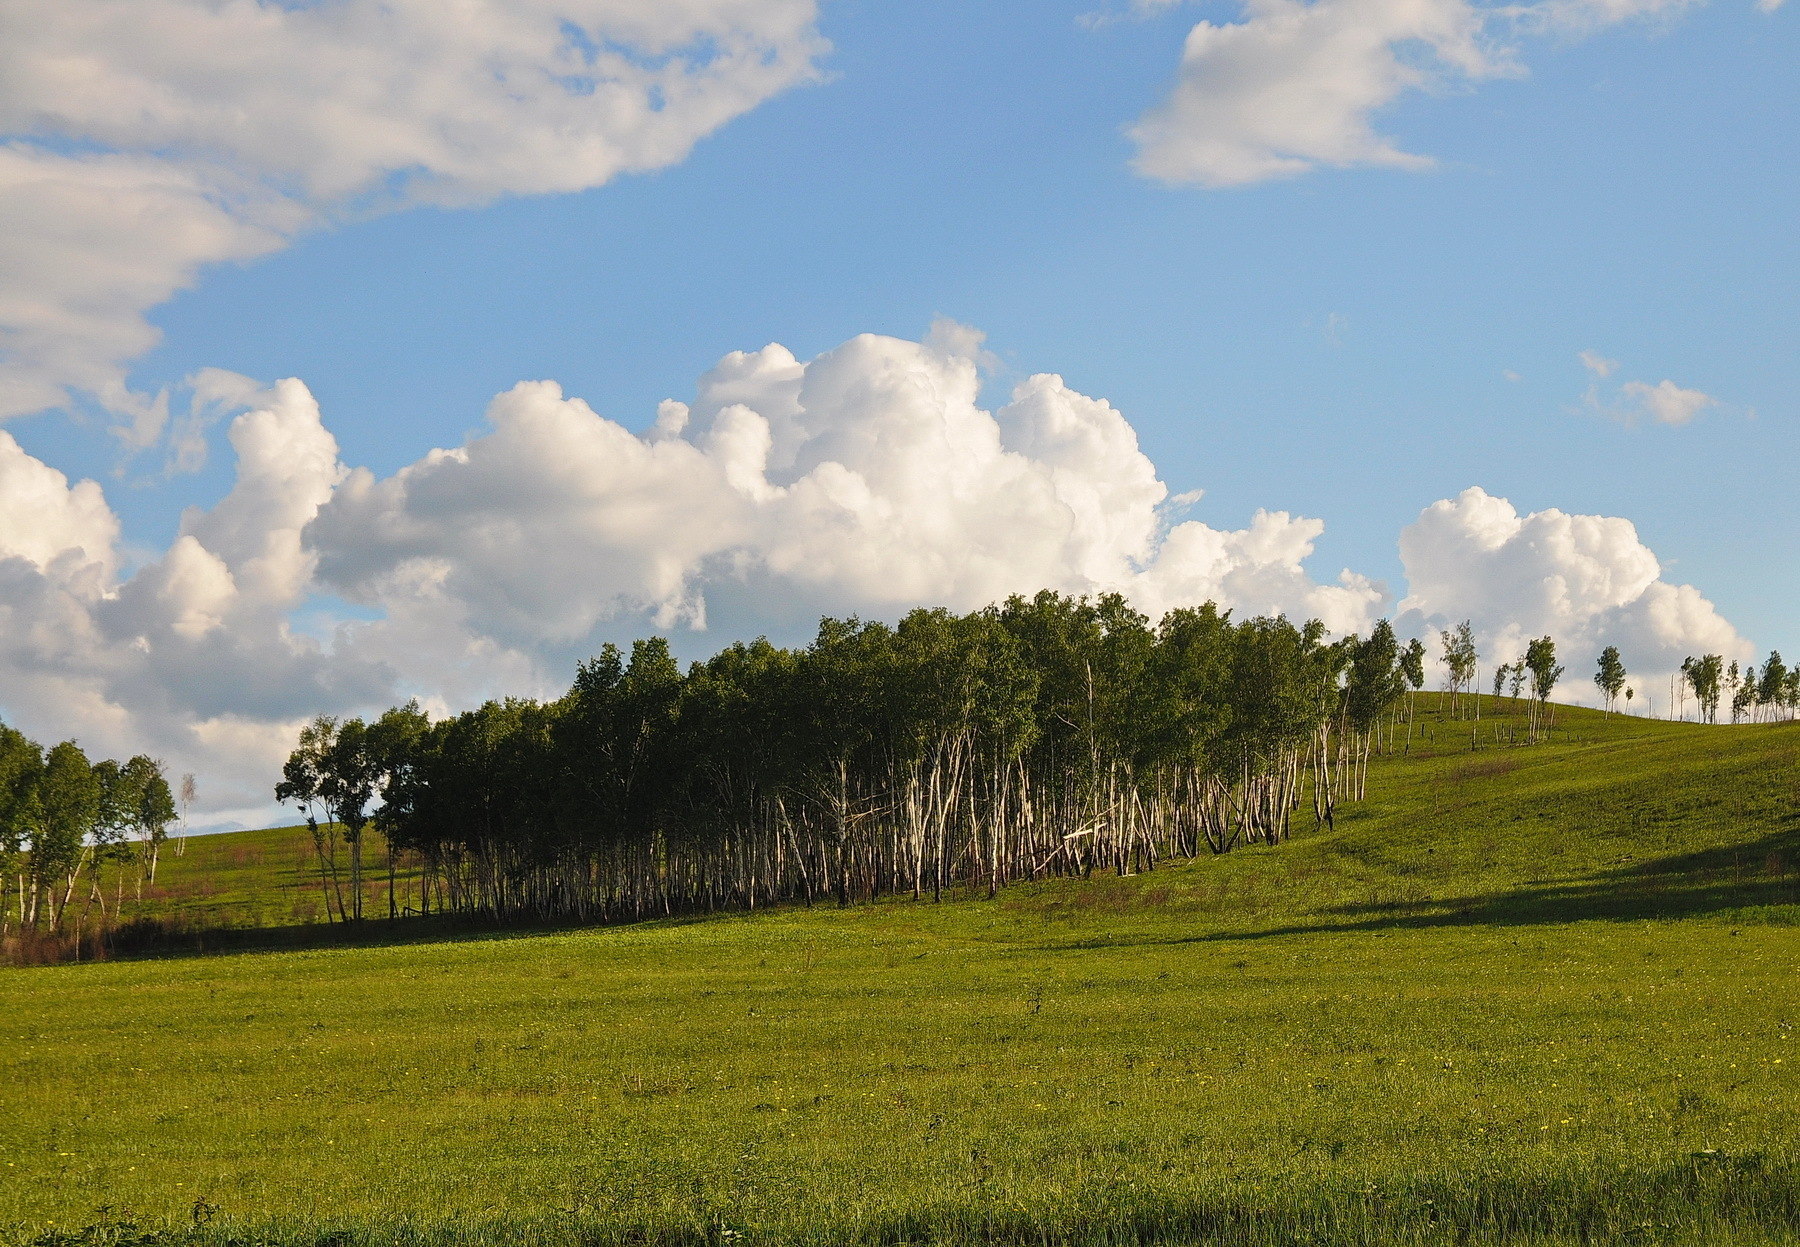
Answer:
[16,1154,1800,1245]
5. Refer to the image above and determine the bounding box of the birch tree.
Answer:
[276,716,346,921]
[122,756,176,883]
[1757,652,1788,722]
[1593,646,1626,718]
[1683,655,1724,724]
[34,742,100,930]
[0,725,44,936]
[1440,622,1478,719]
[1523,637,1564,742]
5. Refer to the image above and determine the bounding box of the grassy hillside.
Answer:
[3,696,1798,1246]
[78,821,420,940]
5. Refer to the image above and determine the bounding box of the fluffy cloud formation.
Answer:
[0,430,119,577]
[0,147,299,430]
[0,0,826,425]
[1131,0,1503,186]
[0,380,388,826]
[1397,487,1749,706]
[1128,0,1747,187]
[0,327,1385,823]
[308,327,1387,650]
[0,327,1752,826]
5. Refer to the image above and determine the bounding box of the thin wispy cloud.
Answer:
[1579,349,1620,379]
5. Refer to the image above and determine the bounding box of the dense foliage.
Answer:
[0,725,177,937]
[278,593,1427,924]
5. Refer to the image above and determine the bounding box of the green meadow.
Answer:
[3,697,1798,1246]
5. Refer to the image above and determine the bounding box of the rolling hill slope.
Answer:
[3,695,1797,1246]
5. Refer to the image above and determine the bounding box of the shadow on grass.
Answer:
[7,905,744,968]
[1031,817,1800,955]
[1170,822,1800,947]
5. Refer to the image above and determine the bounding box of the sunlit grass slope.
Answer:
[127,822,318,928]
[105,822,415,936]
[3,696,1798,1246]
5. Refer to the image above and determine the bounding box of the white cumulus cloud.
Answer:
[1131,0,1506,187]
[307,326,1389,656]
[1396,486,1749,707]
[0,0,827,426]
[0,378,389,826]
[0,430,121,578]
[1127,0,1741,187]
[0,327,1387,823]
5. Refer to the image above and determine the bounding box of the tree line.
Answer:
[1447,633,1799,732]
[0,724,187,939]
[1678,651,1798,724]
[277,594,1432,925]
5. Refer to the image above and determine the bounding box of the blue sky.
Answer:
[0,0,1793,821]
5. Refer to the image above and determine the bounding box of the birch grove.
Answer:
[305,593,1421,924]
[0,726,175,939]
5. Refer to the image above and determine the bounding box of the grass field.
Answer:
[3,696,1798,1246]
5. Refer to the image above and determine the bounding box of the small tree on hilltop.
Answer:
[0,725,45,935]
[1682,654,1724,725]
[1593,646,1626,718]
[1344,620,1406,794]
[1441,621,1478,719]
[88,759,137,919]
[35,741,99,930]
[1400,638,1425,741]
[322,719,381,922]
[176,773,197,856]
[277,716,344,922]
[369,701,431,919]
[1524,636,1564,743]
[1732,665,1758,724]
[125,756,176,885]
[1758,652,1788,723]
